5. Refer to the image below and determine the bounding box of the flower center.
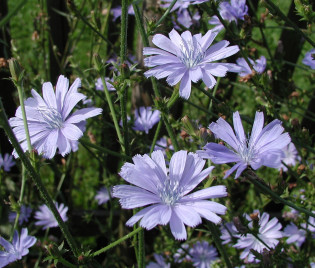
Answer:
[159,178,182,206]
[238,140,257,164]
[179,39,205,68]
[37,106,64,129]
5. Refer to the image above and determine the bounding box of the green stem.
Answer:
[150,120,163,155]
[207,222,232,268]
[138,229,145,268]
[132,3,179,151]
[152,0,178,32]
[163,115,179,152]
[11,165,27,237]
[263,0,315,47]
[92,226,143,257]
[209,77,220,114]
[167,88,180,109]
[100,76,124,151]
[15,81,32,156]
[80,139,131,160]
[245,170,315,218]
[0,99,79,257]
[120,0,128,64]
[120,83,130,156]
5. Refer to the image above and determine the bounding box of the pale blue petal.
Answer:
[170,212,187,240]
[179,71,192,99]
[42,82,57,109]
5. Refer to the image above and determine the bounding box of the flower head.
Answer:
[95,186,111,205]
[113,150,227,240]
[0,153,15,172]
[9,75,102,159]
[302,48,315,69]
[234,212,283,263]
[236,56,266,77]
[209,0,248,30]
[189,241,218,268]
[279,142,301,171]
[0,228,36,267]
[198,111,291,179]
[220,0,248,22]
[95,77,116,91]
[35,202,68,230]
[147,253,171,268]
[283,223,306,247]
[9,205,32,225]
[301,212,315,235]
[220,222,240,244]
[143,29,240,99]
[133,107,160,134]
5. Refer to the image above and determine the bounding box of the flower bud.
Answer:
[8,58,23,83]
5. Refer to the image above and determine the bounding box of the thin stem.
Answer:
[163,115,179,152]
[120,83,130,156]
[138,229,145,268]
[152,0,178,32]
[15,81,32,156]
[92,226,143,257]
[245,170,315,218]
[132,3,179,151]
[207,222,233,268]
[120,0,128,64]
[11,165,27,237]
[209,77,220,114]
[100,76,124,151]
[80,139,131,160]
[150,120,163,155]
[0,99,79,257]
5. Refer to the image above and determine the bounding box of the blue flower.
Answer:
[0,228,36,268]
[209,0,248,31]
[283,223,306,247]
[234,212,282,263]
[34,202,68,230]
[236,56,266,77]
[113,150,227,240]
[189,241,218,268]
[9,205,32,225]
[95,187,111,205]
[198,111,291,179]
[147,253,170,268]
[9,75,102,159]
[95,77,116,92]
[132,107,160,134]
[0,153,15,172]
[143,29,240,99]
[279,142,301,171]
[302,48,315,70]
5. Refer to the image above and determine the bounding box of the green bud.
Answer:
[8,58,23,83]
[181,115,197,138]
[93,53,106,75]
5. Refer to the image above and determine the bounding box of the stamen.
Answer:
[159,178,182,206]
[179,39,205,68]
[37,106,63,129]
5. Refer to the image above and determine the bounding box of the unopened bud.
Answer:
[181,115,197,137]
[8,58,23,83]
[93,53,104,73]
